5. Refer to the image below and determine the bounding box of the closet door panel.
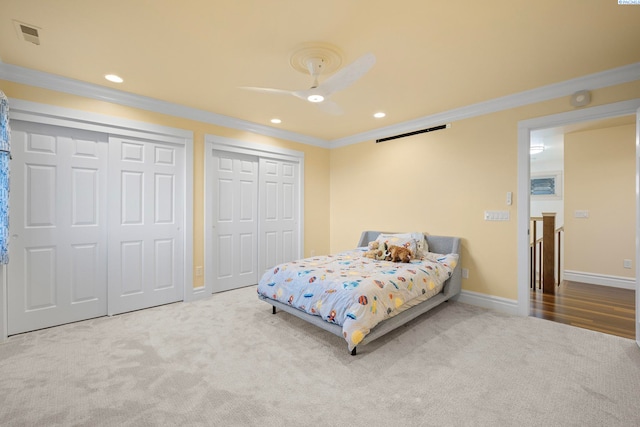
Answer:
[8,121,108,335]
[108,137,184,315]
[258,158,299,272]
[211,150,258,292]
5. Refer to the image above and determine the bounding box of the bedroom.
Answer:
[0,0,639,343]
[0,0,640,423]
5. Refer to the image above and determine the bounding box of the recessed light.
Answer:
[530,144,544,155]
[270,118,282,124]
[104,74,123,83]
[374,112,386,118]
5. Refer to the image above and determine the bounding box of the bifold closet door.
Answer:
[8,121,108,335]
[108,137,185,315]
[211,151,259,292]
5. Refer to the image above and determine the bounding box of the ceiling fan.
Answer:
[241,50,376,115]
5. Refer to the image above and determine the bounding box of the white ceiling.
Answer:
[1,1,639,142]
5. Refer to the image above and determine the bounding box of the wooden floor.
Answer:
[530,280,636,339]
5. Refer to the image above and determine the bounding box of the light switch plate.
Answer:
[574,210,589,218]
[484,210,510,221]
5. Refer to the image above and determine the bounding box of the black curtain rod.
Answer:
[376,124,449,143]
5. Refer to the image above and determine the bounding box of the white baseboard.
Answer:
[454,290,519,316]
[455,270,636,319]
[563,270,636,290]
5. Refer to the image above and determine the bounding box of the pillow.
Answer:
[375,233,419,259]
[410,232,429,257]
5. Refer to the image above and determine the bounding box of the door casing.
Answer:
[516,99,640,347]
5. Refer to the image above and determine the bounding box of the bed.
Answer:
[257,231,462,355]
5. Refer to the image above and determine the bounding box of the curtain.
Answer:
[0,90,10,264]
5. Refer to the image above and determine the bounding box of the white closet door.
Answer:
[108,137,184,315]
[259,158,299,271]
[211,151,259,292]
[8,121,108,335]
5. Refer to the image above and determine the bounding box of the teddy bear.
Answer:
[363,241,389,260]
[387,245,413,263]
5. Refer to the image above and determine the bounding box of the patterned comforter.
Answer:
[256,249,458,350]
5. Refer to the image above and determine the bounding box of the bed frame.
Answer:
[258,231,462,355]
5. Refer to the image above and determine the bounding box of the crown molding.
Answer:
[1,61,638,150]
[329,62,640,148]
[8,98,193,145]
[0,62,329,148]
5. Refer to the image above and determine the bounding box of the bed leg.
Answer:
[351,347,357,356]
[272,306,276,315]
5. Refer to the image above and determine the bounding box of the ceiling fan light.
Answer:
[307,94,324,103]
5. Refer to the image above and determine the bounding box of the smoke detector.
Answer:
[570,90,591,108]
[13,20,41,45]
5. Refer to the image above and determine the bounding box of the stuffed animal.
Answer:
[387,245,412,263]
[363,241,389,260]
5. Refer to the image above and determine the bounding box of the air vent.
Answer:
[375,124,451,143]
[13,20,41,45]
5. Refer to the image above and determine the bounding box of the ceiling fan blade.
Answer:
[292,88,316,101]
[241,52,371,115]
[239,86,297,97]
[315,99,343,115]
[315,52,376,98]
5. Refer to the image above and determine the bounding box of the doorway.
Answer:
[517,99,640,346]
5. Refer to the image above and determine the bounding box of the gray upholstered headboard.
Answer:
[356,231,462,299]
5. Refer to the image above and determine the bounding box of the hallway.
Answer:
[530,281,635,339]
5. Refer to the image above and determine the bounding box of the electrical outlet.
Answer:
[623,259,632,269]
[195,266,203,276]
[462,268,469,279]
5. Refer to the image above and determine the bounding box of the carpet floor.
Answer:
[1,285,639,426]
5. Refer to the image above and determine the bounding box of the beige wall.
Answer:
[564,123,636,278]
[330,81,640,300]
[0,80,331,289]
[2,78,639,299]
[330,110,519,299]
